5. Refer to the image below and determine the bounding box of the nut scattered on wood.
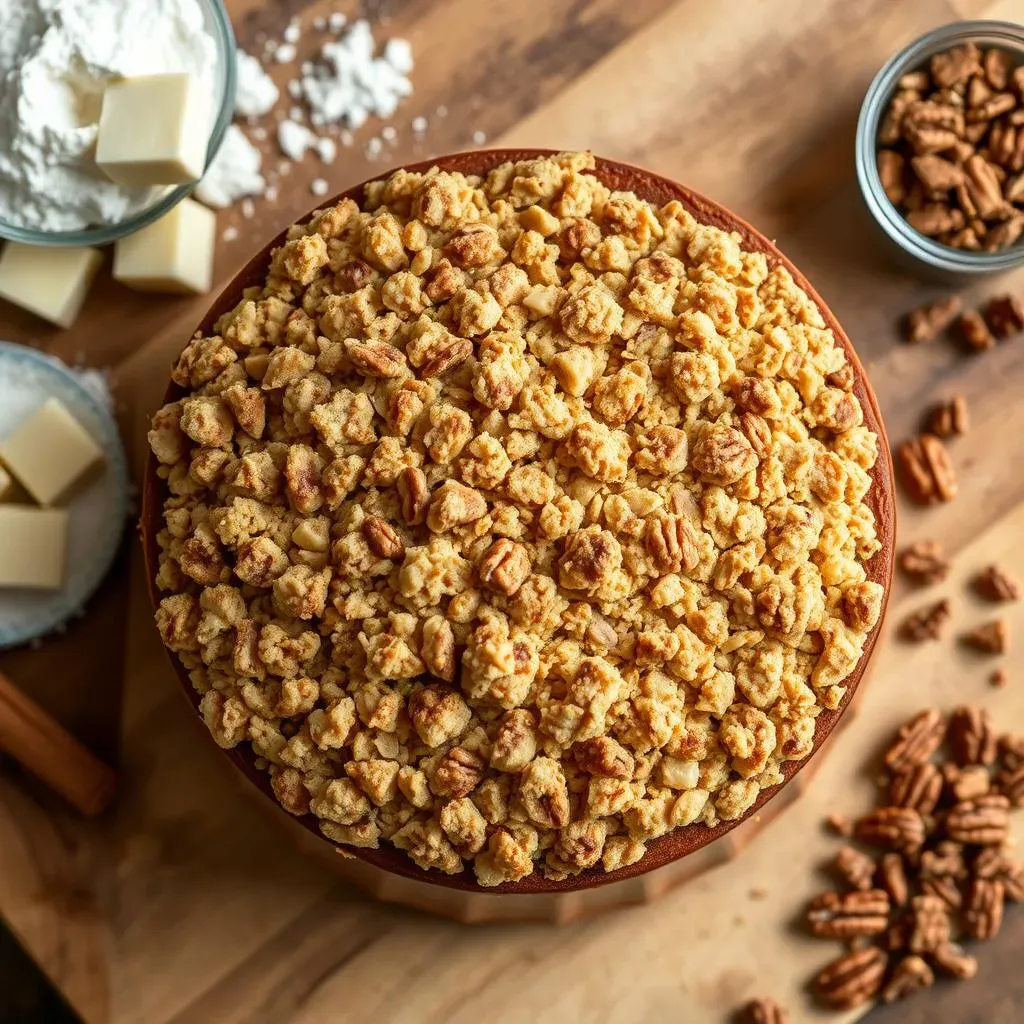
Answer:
[806,706,1024,1011]
[825,811,854,838]
[974,564,1020,602]
[742,998,787,1024]
[897,434,957,504]
[904,296,962,342]
[983,294,1024,338]
[897,540,950,584]
[991,667,1008,688]
[957,309,996,351]
[925,395,969,437]
[900,599,951,642]
[961,618,1009,654]
[877,42,1024,252]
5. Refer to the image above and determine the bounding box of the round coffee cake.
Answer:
[149,151,884,885]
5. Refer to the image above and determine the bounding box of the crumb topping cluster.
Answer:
[149,151,884,885]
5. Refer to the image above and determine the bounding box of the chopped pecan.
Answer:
[421,616,456,683]
[855,806,926,854]
[984,295,1024,338]
[904,296,962,342]
[897,540,950,584]
[998,732,1024,770]
[397,466,430,526]
[346,339,407,378]
[925,395,968,438]
[899,599,951,642]
[880,955,934,1004]
[878,149,907,205]
[362,516,405,560]
[433,747,486,798]
[834,845,877,891]
[739,412,772,458]
[949,764,991,802]
[948,706,997,766]
[690,426,757,484]
[884,708,946,772]
[946,793,1010,844]
[643,514,700,574]
[911,153,965,191]
[878,852,910,906]
[964,877,1005,939]
[897,434,957,505]
[961,619,1009,654]
[907,203,965,236]
[997,763,1024,805]
[806,889,890,939]
[931,942,978,980]
[573,736,635,779]
[889,761,943,816]
[957,309,995,350]
[813,947,888,1010]
[478,538,531,597]
[826,812,855,838]
[975,564,1020,601]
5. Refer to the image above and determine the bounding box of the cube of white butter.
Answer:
[96,74,210,187]
[113,198,216,295]
[0,506,69,590]
[0,243,103,329]
[0,398,106,506]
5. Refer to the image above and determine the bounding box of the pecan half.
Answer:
[478,538,531,597]
[880,955,934,1004]
[946,793,1010,844]
[957,309,995,350]
[904,296,962,343]
[807,889,890,939]
[925,395,968,438]
[931,942,978,980]
[433,746,486,798]
[834,845,877,891]
[996,763,1024,805]
[421,616,456,683]
[984,295,1024,338]
[961,619,1009,654]
[897,434,957,504]
[948,706,996,766]
[420,336,473,379]
[878,150,907,205]
[813,947,888,1010]
[643,513,700,574]
[964,878,1005,939]
[975,564,1020,602]
[908,892,951,952]
[572,736,635,779]
[856,806,926,854]
[899,599,951,642]
[362,516,405,560]
[890,761,943,816]
[884,708,946,772]
[897,540,950,584]
[742,997,787,1024]
[397,466,430,526]
[345,339,407,378]
[878,852,910,906]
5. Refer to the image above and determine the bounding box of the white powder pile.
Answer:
[200,15,415,210]
[195,124,265,209]
[0,0,217,231]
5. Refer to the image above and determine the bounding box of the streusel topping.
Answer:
[150,152,884,885]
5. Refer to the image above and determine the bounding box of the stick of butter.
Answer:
[0,243,103,329]
[96,73,210,187]
[113,198,216,295]
[0,506,68,590]
[0,398,106,506]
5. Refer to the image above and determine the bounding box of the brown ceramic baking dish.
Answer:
[141,149,896,895]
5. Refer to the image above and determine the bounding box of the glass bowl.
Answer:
[0,0,236,248]
[856,20,1024,277]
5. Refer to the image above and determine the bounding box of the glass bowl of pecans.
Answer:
[857,21,1024,276]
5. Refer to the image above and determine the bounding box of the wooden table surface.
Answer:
[4,0,1024,1020]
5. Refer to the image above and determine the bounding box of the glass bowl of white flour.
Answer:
[0,0,236,247]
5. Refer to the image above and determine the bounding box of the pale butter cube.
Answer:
[0,506,68,590]
[0,243,103,329]
[0,398,106,506]
[96,74,210,187]
[113,198,216,295]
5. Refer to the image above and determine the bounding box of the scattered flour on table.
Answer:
[234,50,279,118]
[194,124,265,208]
[0,0,217,231]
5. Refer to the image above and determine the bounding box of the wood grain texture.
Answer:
[4,0,1024,1020]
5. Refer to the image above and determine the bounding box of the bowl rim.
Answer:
[0,0,237,248]
[855,19,1024,274]
[141,148,896,895]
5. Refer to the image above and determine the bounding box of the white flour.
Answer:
[194,124,265,209]
[0,0,217,231]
